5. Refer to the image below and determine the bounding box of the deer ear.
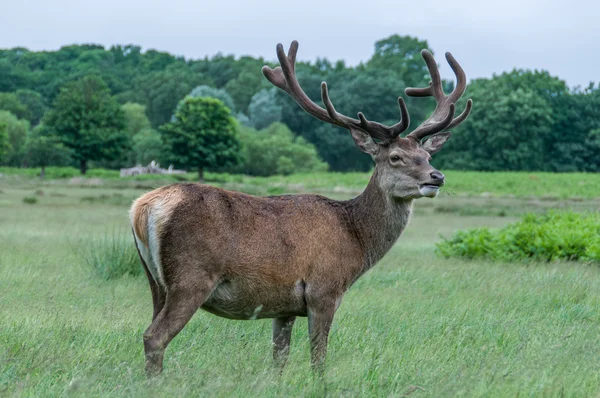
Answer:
[349,126,379,156]
[421,131,451,155]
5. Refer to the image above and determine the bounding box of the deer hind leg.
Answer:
[134,238,166,320]
[143,272,217,377]
[272,316,296,369]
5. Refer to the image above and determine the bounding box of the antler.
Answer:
[262,41,409,143]
[405,50,473,142]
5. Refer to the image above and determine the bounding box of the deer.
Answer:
[130,40,473,377]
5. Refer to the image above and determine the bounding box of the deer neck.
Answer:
[344,169,413,270]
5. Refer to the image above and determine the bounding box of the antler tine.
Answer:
[445,52,467,103]
[405,50,472,142]
[262,41,411,144]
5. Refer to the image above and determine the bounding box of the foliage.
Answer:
[24,125,73,176]
[15,89,46,125]
[1,39,600,172]
[436,211,600,263]
[0,120,9,162]
[121,102,151,137]
[131,65,209,127]
[43,75,128,174]
[131,128,166,165]
[235,123,327,176]
[0,110,30,166]
[78,232,142,280]
[160,96,242,178]
[188,85,236,112]
[0,92,31,121]
[367,34,432,88]
[22,196,38,204]
[248,88,282,130]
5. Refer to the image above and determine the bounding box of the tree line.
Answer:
[0,35,598,175]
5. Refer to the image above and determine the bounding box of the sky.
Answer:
[0,0,598,88]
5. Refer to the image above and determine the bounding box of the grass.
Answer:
[2,166,600,199]
[2,173,600,396]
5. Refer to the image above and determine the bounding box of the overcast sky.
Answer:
[0,0,598,88]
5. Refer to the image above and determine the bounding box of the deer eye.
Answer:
[390,155,405,165]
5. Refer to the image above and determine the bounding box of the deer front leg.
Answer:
[272,316,296,368]
[307,298,338,375]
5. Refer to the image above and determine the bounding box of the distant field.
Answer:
[1,167,599,199]
[1,172,600,396]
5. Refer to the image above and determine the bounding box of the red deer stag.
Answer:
[130,41,472,376]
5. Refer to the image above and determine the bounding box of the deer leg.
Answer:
[143,280,215,377]
[272,316,296,368]
[134,237,166,320]
[307,301,337,376]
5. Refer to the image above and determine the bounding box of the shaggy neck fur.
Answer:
[343,169,413,273]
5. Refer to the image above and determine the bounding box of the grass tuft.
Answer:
[78,231,142,280]
[22,196,38,204]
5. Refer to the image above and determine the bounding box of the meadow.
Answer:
[1,169,600,397]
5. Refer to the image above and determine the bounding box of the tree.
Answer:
[367,34,432,88]
[43,75,128,174]
[161,96,242,181]
[0,110,29,166]
[224,70,267,114]
[0,92,30,121]
[15,89,46,125]
[24,125,73,178]
[0,120,9,162]
[188,85,236,112]
[132,129,166,165]
[121,102,151,137]
[133,65,208,127]
[248,88,282,130]
[234,122,327,176]
[434,79,554,171]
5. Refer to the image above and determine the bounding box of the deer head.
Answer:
[262,41,473,200]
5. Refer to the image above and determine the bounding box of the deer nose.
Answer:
[430,170,445,184]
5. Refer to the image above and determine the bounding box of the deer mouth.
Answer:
[419,184,441,198]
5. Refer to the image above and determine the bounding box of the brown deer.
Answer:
[130,40,472,376]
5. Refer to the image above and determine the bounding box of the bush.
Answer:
[79,232,142,280]
[22,196,37,204]
[436,211,600,263]
[235,123,328,176]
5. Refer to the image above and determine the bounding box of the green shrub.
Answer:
[235,123,328,176]
[79,232,142,280]
[436,211,600,263]
[22,196,37,204]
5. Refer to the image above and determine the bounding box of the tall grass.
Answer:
[78,231,142,280]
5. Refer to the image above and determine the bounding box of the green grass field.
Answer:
[2,171,600,397]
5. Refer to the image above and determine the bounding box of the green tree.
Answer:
[367,34,432,88]
[161,96,242,181]
[133,65,208,127]
[121,102,151,137]
[188,85,236,112]
[43,75,128,174]
[24,125,73,178]
[15,89,46,125]
[235,122,327,176]
[435,80,554,171]
[0,120,9,162]
[248,88,282,130]
[224,70,267,114]
[132,129,166,165]
[0,110,30,166]
[0,92,30,121]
